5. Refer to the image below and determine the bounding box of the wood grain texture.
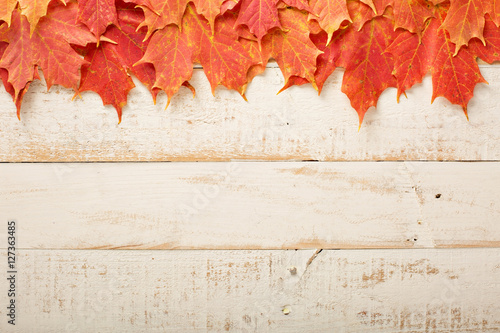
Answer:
[1,162,499,250]
[1,65,500,162]
[0,249,499,332]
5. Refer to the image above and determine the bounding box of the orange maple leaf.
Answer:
[18,0,67,35]
[262,8,323,91]
[335,15,398,126]
[136,0,189,40]
[0,3,96,118]
[469,16,500,63]
[308,0,351,44]
[440,0,489,54]
[77,0,118,41]
[78,41,136,123]
[387,3,487,118]
[136,24,194,107]
[184,4,259,97]
[0,0,17,26]
[236,0,281,44]
[104,2,160,102]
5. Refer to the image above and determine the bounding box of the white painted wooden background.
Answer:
[0,64,499,332]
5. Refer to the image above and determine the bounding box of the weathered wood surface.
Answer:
[1,162,499,250]
[1,65,500,162]
[0,249,499,332]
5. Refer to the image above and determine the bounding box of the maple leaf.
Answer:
[18,0,67,34]
[387,4,486,118]
[183,4,259,96]
[440,0,489,54]
[308,0,351,44]
[0,41,26,116]
[391,0,434,35]
[0,10,32,99]
[0,0,17,26]
[488,1,500,27]
[135,24,193,107]
[336,15,398,125]
[136,0,189,40]
[104,2,159,101]
[276,28,345,94]
[347,0,380,30]
[281,0,310,10]
[0,3,97,116]
[191,0,226,33]
[469,16,500,63]
[78,42,136,123]
[262,8,322,90]
[220,0,240,13]
[236,0,281,44]
[77,0,118,41]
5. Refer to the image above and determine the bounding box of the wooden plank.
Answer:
[1,66,500,162]
[1,162,499,250]
[0,249,499,332]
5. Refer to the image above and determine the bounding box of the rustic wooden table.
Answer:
[1,65,499,331]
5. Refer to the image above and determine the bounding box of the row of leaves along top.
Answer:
[0,0,499,125]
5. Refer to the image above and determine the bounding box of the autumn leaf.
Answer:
[77,0,118,41]
[488,1,500,27]
[335,15,398,125]
[347,0,380,30]
[432,5,486,117]
[236,0,281,44]
[469,16,500,63]
[387,4,486,118]
[0,3,97,116]
[104,2,159,101]
[0,9,33,99]
[78,41,136,123]
[385,19,434,100]
[276,28,345,94]
[440,0,489,54]
[0,0,17,26]
[18,0,66,34]
[191,0,226,32]
[308,0,351,44]
[136,24,193,107]
[136,0,189,40]
[262,8,322,90]
[183,4,259,96]
[391,0,434,35]
[0,41,26,116]
[282,0,309,10]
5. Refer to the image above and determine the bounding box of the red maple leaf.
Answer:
[77,0,118,41]
[387,3,487,118]
[440,0,489,54]
[336,15,399,126]
[0,2,96,117]
[236,0,281,44]
[135,24,194,107]
[308,0,351,44]
[136,0,189,40]
[0,0,17,26]
[183,4,259,97]
[262,8,322,90]
[104,2,159,101]
[78,41,136,123]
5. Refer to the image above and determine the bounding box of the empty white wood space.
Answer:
[0,162,499,250]
[0,249,499,332]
